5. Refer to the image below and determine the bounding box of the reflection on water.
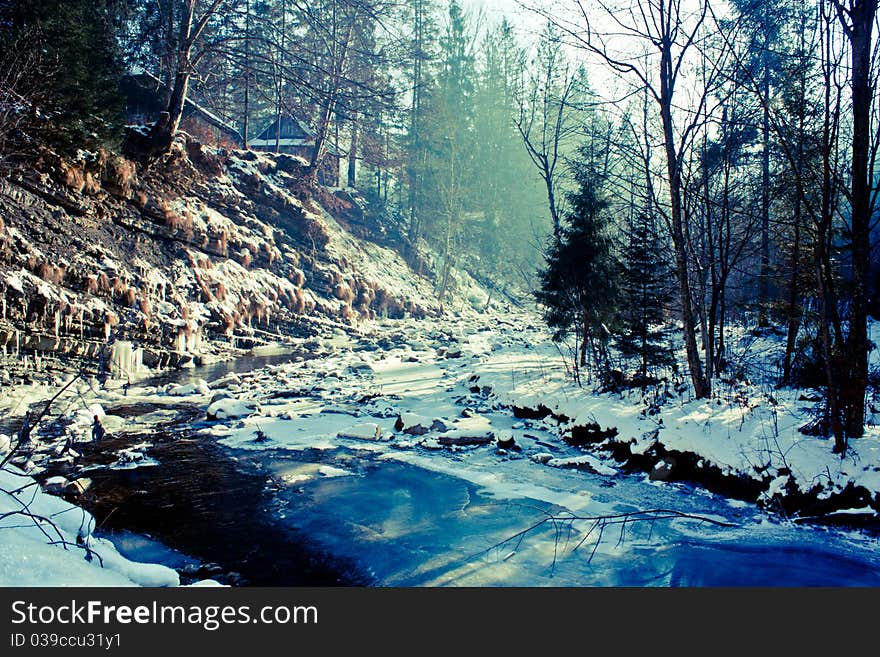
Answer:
[83,431,370,586]
[661,542,880,587]
[270,458,880,587]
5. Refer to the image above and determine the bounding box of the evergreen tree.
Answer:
[616,210,674,382]
[467,19,542,290]
[416,0,477,306]
[0,0,127,151]
[535,145,619,382]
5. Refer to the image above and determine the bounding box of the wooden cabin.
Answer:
[250,116,341,187]
[120,72,243,149]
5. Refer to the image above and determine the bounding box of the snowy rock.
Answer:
[117,449,145,464]
[531,452,554,465]
[437,429,494,446]
[346,362,373,376]
[210,390,235,405]
[318,465,352,478]
[547,455,617,476]
[0,434,12,454]
[496,431,517,449]
[206,398,261,420]
[337,423,382,440]
[63,477,92,496]
[168,379,211,396]
[186,579,227,587]
[42,476,68,495]
[393,412,448,436]
[649,459,675,481]
[210,373,241,389]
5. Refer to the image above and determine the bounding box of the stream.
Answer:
[71,347,880,587]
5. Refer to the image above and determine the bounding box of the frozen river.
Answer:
[78,314,880,587]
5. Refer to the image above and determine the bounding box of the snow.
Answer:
[547,455,618,476]
[184,307,880,538]
[395,411,433,434]
[0,465,179,587]
[167,378,211,396]
[337,423,382,440]
[3,298,880,586]
[206,398,261,420]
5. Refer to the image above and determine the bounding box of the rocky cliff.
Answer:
[0,134,464,381]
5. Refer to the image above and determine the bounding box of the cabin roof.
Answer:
[254,116,315,141]
[121,71,243,144]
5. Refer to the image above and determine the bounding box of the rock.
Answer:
[64,477,92,495]
[531,452,554,464]
[168,379,211,396]
[496,431,517,449]
[209,391,235,405]
[43,476,68,494]
[512,405,553,420]
[649,459,675,481]
[210,372,242,388]
[346,362,373,376]
[117,449,145,463]
[337,423,382,440]
[566,422,619,446]
[206,399,261,420]
[394,412,427,435]
[437,431,494,447]
[393,412,447,435]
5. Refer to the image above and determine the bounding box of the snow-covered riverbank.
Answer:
[2,308,880,586]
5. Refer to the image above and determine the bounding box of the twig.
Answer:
[479,508,737,569]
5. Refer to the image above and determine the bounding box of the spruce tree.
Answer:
[0,0,126,152]
[535,145,619,381]
[616,210,674,383]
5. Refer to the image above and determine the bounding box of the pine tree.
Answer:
[415,0,477,306]
[0,0,126,151]
[535,145,619,382]
[616,210,674,383]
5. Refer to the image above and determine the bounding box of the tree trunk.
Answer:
[758,45,771,326]
[580,309,589,368]
[150,65,191,152]
[841,0,875,439]
[659,45,710,399]
[347,117,358,188]
[242,0,251,149]
[782,194,802,386]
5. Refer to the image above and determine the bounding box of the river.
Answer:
[72,338,880,588]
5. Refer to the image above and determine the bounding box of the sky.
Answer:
[465,0,551,37]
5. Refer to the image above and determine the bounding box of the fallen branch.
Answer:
[480,508,737,572]
[0,367,85,470]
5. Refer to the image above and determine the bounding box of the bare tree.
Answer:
[833,0,876,443]
[515,23,581,241]
[712,0,876,452]
[147,0,234,154]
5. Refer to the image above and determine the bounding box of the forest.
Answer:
[1,0,880,589]
[3,0,877,453]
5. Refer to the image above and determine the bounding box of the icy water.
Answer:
[82,417,880,587]
[76,343,880,587]
[268,452,880,586]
